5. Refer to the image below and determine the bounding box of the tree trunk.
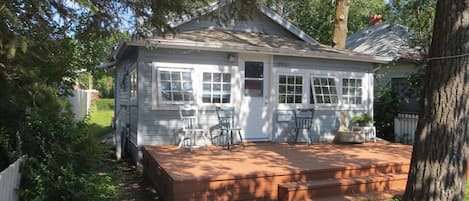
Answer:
[332,0,350,49]
[403,1,469,201]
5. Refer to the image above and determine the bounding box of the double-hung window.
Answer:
[342,78,362,104]
[158,70,194,104]
[278,75,303,104]
[311,77,338,104]
[202,72,231,104]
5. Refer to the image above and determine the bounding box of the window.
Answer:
[311,77,338,104]
[342,78,362,104]
[158,70,194,104]
[130,70,137,100]
[244,61,264,97]
[278,75,303,104]
[202,72,231,103]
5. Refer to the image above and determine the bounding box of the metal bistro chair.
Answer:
[293,108,315,145]
[179,106,210,152]
[215,106,244,150]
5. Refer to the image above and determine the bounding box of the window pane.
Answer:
[321,78,328,85]
[328,78,336,86]
[296,77,302,84]
[295,95,302,103]
[313,78,320,85]
[213,73,221,82]
[295,86,302,93]
[223,74,231,82]
[223,84,231,92]
[184,92,193,101]
[213,84,221,91]
[202,96,211,103]
[279,76,286,84]
[287,95,294,103]
[171,72,180,80]
[343,87,349,95]
[173,92,183,101]
[357,79,362,87]
[356,97,362,104]
[160,81,171,91]
[245,62,263,78]
[161,91,172,101]
[279,85,286,93]
[330,87,337,94]
[316,96,323,103]
[203,84,211,91]
[287,85,294,93]
[343,79,349,86]
[203,73,211,81]
[331,96,338,103]
[315,87,322,94]
[287,77,295,84]
[279,95,286,103]
[160,71,170,80]
[245,80,263,96]
[172,82,181,90]
[222,95,230,103]
[183,82,192,91]
[182,72,191,80]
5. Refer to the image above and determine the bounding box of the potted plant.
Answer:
[351,113,374,127]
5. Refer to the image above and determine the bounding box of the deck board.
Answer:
[143,142,412,201]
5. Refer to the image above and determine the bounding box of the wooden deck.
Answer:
[143,142,412,201]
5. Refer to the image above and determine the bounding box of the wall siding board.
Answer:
[177,7,298,40]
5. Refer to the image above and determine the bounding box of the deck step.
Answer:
[278,173,407,201]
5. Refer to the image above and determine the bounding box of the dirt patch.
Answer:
[101,146,161,201]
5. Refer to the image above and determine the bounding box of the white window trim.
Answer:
[277,73,305,105]
[310,76,340,106]
[156,67,195,106]
[200,71,233,106]
[130,69,137,101]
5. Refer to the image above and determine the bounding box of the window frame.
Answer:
[201,71,232,105]
[130,69,137,101]
[341,78,363,105]
[277,74,304,105]
[310,76,339,106]
[156,68,195,105]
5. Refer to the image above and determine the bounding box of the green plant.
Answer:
[374,87,400,142]
[351,113,373,126]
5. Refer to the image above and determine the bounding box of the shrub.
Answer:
[18,107,117,201]
[374,87,400,141]
[351,113,373,126]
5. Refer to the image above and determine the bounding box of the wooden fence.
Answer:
[394,113,419,144]
[0,158,22,201]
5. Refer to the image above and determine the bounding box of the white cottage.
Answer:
[105,1,388,163]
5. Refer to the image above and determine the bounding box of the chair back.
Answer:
[179,106,199,130]
[216,106,236,129]
[294,108,314,129]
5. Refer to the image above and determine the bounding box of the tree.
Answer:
[332,0,350,48]
[403,0,469,200]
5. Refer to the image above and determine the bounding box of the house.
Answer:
[104,1,388,164]
[346,23,423,143]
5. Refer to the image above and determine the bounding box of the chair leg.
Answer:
[307,129,312,146]
[294,128,300,144]
[238,130,244,147]
[189,134,193,152]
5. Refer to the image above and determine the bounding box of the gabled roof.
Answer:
[346,23,422,62]
[120,29,390,64]
[169,0,320,45]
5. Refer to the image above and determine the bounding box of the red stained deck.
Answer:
[143,142,412,201]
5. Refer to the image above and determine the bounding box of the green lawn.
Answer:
[87,98,114,138]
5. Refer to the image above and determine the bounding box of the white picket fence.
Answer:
[69,89,96,120]
[0,158,22,201]
[394,113,419,144]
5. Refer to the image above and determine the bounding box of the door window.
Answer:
[244,61,264,97]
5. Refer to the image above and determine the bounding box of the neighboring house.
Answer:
[103,1,388,164]
[346,23,423,143]
[346,23,423,113]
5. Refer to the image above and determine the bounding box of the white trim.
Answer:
[156,68,195,105]
[127,40,390,64]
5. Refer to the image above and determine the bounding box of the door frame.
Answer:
[238,53,273,141]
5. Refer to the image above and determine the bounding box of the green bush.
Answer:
[374,87,400,141]
[18,107,117,201]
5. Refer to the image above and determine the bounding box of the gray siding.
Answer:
[270,55,373,142]
[138,48,234,146]
[374,62,420,88]
[177,8,299,40]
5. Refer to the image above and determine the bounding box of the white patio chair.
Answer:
[179,106,210,152]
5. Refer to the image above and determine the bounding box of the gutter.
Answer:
[96,42,127,69]
[127,39,391,64]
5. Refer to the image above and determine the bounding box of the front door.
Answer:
[239,58,269,141]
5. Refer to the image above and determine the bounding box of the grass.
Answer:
[87,98,114,138]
